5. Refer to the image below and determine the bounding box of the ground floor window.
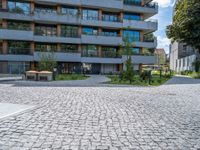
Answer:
[7,62,30,74]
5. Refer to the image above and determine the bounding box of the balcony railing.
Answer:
[101,51,121,58]
[7,48,31,55]
[124,0,158,9]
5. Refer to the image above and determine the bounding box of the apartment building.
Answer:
[169,0,196,72]
[0,0,158,74]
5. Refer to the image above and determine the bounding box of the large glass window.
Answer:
[0,42,3,54]
[131,48,140,54]
[82,27,98,35]
[7,21,31,30]
[8,41,30,55]
[124,0,141,6]
[102,12,119,22]
[60,44,78,53]
[61,25,79,37]
[8,0,30,14]
[82,45,98,57]
[61,7,78,17]
[102,47,119,58]
[101,29,118,37]
[35,43,57,52]
[124,13,141,21]
[82,9,98,21]
[0,0,2,9]
[35,24,57,36]
[35,5,56,14]
[123,30,140,42]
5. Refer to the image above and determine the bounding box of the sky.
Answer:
[152,0,176,54]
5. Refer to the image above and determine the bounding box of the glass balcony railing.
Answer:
[7,48,31,55]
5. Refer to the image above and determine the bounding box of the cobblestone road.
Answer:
[0,76,200,150]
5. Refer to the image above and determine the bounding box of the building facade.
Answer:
[0,0,158,74]
[154,48,166,66]
[169,0,197,72]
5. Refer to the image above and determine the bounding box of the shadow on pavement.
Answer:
[165,76,200,85]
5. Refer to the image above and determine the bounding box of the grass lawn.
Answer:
[55,74,89,81]
[107,75,171,86]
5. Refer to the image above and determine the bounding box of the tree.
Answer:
[166,0,200,72]
[38,52,57,72]
[122,35,134,83]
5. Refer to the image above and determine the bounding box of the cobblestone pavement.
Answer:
[0,76,200,150]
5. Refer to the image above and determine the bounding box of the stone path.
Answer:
[0,76,200,149]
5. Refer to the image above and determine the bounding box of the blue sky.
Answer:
[152,0,175,54]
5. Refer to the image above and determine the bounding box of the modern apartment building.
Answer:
[0,0,158,74]
[169,0,196,72]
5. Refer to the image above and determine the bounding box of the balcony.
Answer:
[34,0,81,5]
[34,52,81,62]
[132,37,157,48]
[33,35,81,44]
[123,19,158,33]
[81,0,123,10]
[34,12,80,24]
[0,9,33,21]
[122,55,156,64]
[0,54,33,61]
[123,2,158,19]
[81,57,122,64]
[81,35,122,46]
[0,29,33,41]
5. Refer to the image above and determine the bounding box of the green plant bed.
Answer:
[188,72,200,79]
[107,75,171,86]
[55,74,89,81]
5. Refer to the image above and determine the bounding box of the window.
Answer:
[8,0,30,14]
[102,47,118,58]
[0,0,2,9]
[61,25,79,37]
[0,42,3,54]
[131,48,140,54]
[35,5,56,14]
[102,12,119,22]
[7,21,31,31]
[35,24,57,36]
[35,43,57,52]
[8,41,30,54]
[82,9,98,21]
[82,27,98,35]
[123,30,140,42]
[60,44,78,53]
[124,13,141,21]
[102,29,118,37]
[82,45,98,57]
[61,7,78,17]
[124,0,141,6]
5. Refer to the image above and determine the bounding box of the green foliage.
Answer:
[38,52,57,71]
[166,0,200,54]
[108,74,171,86]
[193,59,200,72]
[55,74,88,81]
[122,35,135,83]
[122,57,134,83]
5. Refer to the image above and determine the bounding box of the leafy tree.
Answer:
[122,36,134,83]
[38,52,57,72]
[166,0,200,71]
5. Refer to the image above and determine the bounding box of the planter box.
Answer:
[26,71,38,81]
[38,71,53,81]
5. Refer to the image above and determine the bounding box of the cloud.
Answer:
[157,36,170,53]
[153,0,175,8]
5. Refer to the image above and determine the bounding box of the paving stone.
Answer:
[0,76,199,149]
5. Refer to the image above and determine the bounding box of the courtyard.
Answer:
[0,76,200,149]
